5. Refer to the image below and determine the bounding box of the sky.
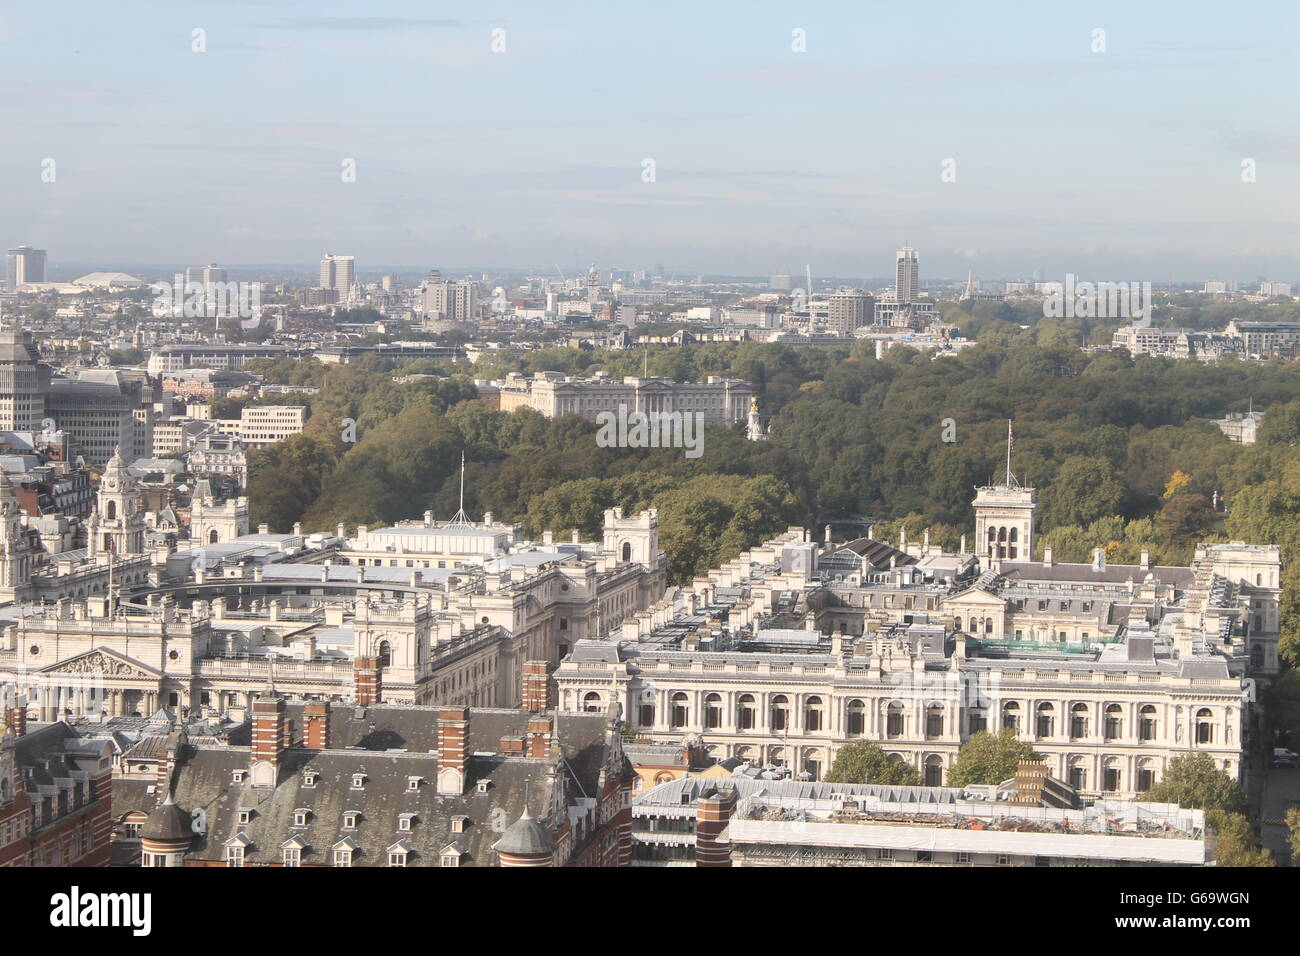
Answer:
[4,0,1300,282]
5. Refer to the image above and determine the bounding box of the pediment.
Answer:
[40,647,163,680]
[945,587,1006,607]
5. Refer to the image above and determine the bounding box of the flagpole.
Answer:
[1006,419,1012,486]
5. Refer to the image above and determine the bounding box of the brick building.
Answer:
[0,697,114,867]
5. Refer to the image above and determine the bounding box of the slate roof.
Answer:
[113,706,623,867]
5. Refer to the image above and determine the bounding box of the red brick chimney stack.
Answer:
[695,787,737,867]
[526,717,552,758]
[521,661,551,712]
[250,689,286,771]
[304,701,331,750]
[437,707,469,795]
[354,657,382,707]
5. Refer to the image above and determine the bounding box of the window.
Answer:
[303,772,318,787]
[737,695,756,730]
[390,851,408,867]
[282,846,301,867]
[1068,763,1086,790]
[441,852,459,867]
[639,702,655,727]
[995,854,1010,866]
[1035,703,1054,738]
[226,845,244,867]
[477,779,490,794]
[1103,764,1121,792]
[343,812,360,829]
[237,809,253,825]
[955,852,971,865]
[925,704,943,739]
[583,692,603,714]
[352,774,366,789]
[1103,704,1123,741]
[231,770,246,783]
[886,701,904,738]
[407,777,422,792]
[804,696,824,733]
[1070,704,1088,739]
[293,810,309,827]
[1196,709,1214,744]
[705,694,723,729]
[671,693,690,728]
[877,848,894,861]
[398,814,415,832]
[968,710,987,735]
[1002,701,1020,734]
[1139,705,1157,741]
[333,848,352,867]
[846,700,865,737]
[770,696,789,732]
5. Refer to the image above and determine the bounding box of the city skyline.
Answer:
[5,1,1300,278]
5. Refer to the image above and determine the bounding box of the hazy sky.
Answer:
[5,0,1300,281]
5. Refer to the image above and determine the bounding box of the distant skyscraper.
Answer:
[185,264,226,289]
[827,291,876,334]
[420,270,479,323]
[895,246,919,304]
[5,246,47,292]
[320,254,355,297]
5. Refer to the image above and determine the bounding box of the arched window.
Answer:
[1067,757,1087,791]
[1251,644,1264,667]
[377,641,392,667]
[1102,758,1122,792]
[1196,708,1214,744]
[583,691,602,713]
[1036,702,1054,738]
[1256,573,1262,586]
[106,500,117,520]
[984,617,994,635]
[638,699,655,727]
[1070,703,1089,739]
[954,617,963,633]
[770,695,789,732]
[1001,701,1020,734]
[924,755,944,787]
[1104,704,1123,741]
[704,693,722,730]
[209,529,219,544]
[1139,705,1157,741]
[925,703,943,739]
[886,700,905,738]
[846,699,865,737]
[1008,527,1018,559]
[803,696,824,732]
[621,542,631,562]
[737,694,755,730]
[670,693,689,728]
[1136,759,1157,793]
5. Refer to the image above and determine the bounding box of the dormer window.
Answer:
[351,773,366,790]
[406,776,422,792]
[398,813,416,832]
[237,808,253,825]
[389,840,414,867]
[293,809,310,827]
[333,847,352,867]
[476,779,490,793]
[232,770,246,784]
[343,812,360,829]
[303,771,319,787]
[450,815,469,834]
